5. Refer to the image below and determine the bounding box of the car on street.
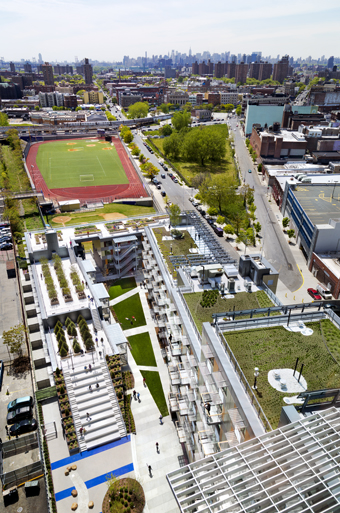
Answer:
[163,165,168,171]
[7,406,33,425]
[307,288,322,300]
[0,243,13,250]
[161,191,166,197]
[157,184,161,190]
[161,174,166,179]
[248,169,252,173]
[207,218,215,225]
[173,178,178,183]
[10,418,37,436]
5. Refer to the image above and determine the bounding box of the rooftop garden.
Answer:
[153,227,197,278]
[141,370,169,417]
[127,332,157,367]
[185,290,273,333]
[111,294,146,330]
[107,277,137,300]
[224,320,340,429]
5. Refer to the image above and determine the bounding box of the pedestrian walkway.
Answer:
[111,279,182,512]
[109,285,140,307]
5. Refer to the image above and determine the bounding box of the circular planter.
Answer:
[102,478,145,513]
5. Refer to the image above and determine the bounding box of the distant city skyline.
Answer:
[1,0,339,61]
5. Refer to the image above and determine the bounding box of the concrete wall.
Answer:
[314,222,340,254]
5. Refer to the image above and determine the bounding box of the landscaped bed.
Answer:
[54,368,79,452]
[106,354,136,433]
[127,332,156,367]
[102,476,145,513]
[140,370,169,417]
[185,290,273,333]
[108,277,137,300]
[111,294,146,330]
[223,320,340,429]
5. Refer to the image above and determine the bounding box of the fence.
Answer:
[262,283,283,307]
[2,433,38,458]
[1,461,43,489]
[178,288,202,343]
[217,310,326,332]
[217,326,272,433]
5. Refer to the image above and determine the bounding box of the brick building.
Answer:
[272,55,290,83]
[84,58,93,85]
[258,62,273,81]
[63,93,78,109]
[42,62,54,86]
[227,62,236,79]
[235,63,248,84]
[207,92,220,106]
[249,62,260,80]
[214,61,227,78]
[191,61,199,75]
[250,125,307,159]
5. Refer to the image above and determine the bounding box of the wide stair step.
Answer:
[91,309,102,332]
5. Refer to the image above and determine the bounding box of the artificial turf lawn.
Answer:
[224,320,340,429]
[108,277,137,300]
[185,290,272,333]
[140,370,169,416]
[127,332,156,367]
[112,294,146,330]
[36,139,129,189]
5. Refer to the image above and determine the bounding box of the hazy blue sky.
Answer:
[1,0,339,62]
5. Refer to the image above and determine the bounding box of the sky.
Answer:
[1,0,339,62]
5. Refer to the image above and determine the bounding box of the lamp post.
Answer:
[31,164,35,189]
[253,367,259,390]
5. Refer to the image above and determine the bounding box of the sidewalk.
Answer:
[112,284,182,512]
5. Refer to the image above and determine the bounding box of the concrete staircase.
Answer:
[63,361,126,451]
[91,309,102,332]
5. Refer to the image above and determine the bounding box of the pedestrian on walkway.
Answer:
[147,464,152,476]
[143,377,146,387]
[86,412,91,421]
[156,442,159,453]
[96,383,99,388]
[169,333,172,343]
[95,338,98,347]
[133,390,136,400]
[89,364,92,371]
[137,392,140,402]
[5,425,8,435]
[83,428,86,435]
[159,414,163,425]
[89,384,92,391]
[79,427,83,436]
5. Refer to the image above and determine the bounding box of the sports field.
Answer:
[35,139,129,189]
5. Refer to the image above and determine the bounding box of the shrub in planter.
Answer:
[55,367,61,377]
[73,341,81,353]
[60,345,68,357]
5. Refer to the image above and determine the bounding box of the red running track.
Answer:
[25,138,148,202]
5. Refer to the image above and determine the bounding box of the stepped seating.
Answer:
[63,360,126,451]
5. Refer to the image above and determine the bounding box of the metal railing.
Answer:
[217,325,272,433]
[261,283,283,307]
[1,461,43,489]
[217,311,325,332]
[178,288,202,343]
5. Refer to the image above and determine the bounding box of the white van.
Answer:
[316,284,332,300]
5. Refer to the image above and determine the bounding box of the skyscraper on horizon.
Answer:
[84,58,93,84]
[42,62,54,85]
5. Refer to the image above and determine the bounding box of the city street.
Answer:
[229,117,303,292]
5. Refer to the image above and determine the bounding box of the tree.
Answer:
[216,215,225,225]
[128,102,149,119]
[253,222,262,235]
[131,147,140,157]
[236,228,255,252]
[235,105,242,116]
[172,110,191,131]
[160,124,172,136]
[34,105,40,111]
[3,324,27,358]
[257,163,263,173]
[282,217,290,230]
[122,129,133,144]
[287,229,295,241]
[199,174,237,214]
[225,104,234,112]
[169,204,181,227]
[140,161,159,180]
[224,224,235,237]
[181,126,226,166]
[160,103,169,114]
[207,207,218,216]
[75,106,82,111]
[163,132,182,159]
[0,113,9,126]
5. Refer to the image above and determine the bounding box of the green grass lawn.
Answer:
[152,135,237,186]
[47,203,155,227]
[22,198,45,231]
[140,370,169,416]
[224,320,340,429]
[127,332,156,367]
[185,290,271,333]
[108,277,137,300]
[112,294,146,330]
[36,139,129,188]
[153,227,197,277]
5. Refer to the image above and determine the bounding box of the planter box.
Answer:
[64,295,73,303]
[51,298,59,305]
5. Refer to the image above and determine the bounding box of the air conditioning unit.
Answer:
[227,278,235,293]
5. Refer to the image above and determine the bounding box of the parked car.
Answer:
[163,165,168,171]
[0,243,13,250]
[207,218,215,226]
[7,395,34,412]
[173,178,178,183]
[10,418,37,436]
[157,184,161,190]
[161,191,166,197]
[7,406,33,425]
[248,169,252,173]
[307,288,322,301]
[161,174,166,179]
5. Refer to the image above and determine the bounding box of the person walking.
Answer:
[143,377,146,387]
[133,390,137,400]
[89,384,92,391]
[86,412,91,421]
[79,427,83,436]
[89,364,92,371]
[137,392,140,402]
[156,442,159,453]
[159,414,163,425]
[5,425,9,435]
[147,464,152,476]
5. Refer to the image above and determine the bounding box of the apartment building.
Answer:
[227,61,236,79]
[258,61,273,81]
[214,61,227,79]
[235,62,248,84]
[220,92,238,105]
[272,55,290,83]
[83,90,104,104]
[118,91,142,108]
[84,58,93,85]
[38,91,64,108]
[42,62,54,86]
[167,90,189,105]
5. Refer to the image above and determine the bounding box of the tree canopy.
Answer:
[172,110,191,131]
[169,204,181,226]
[162,132,182,159]
[3,323,27,357]
[0,113,9,126]
[128,101,149,119]
[140,161,159,179]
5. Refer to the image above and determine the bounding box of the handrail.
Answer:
[177,288,202,343]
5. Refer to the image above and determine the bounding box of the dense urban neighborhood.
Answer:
[2,43,340,513]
